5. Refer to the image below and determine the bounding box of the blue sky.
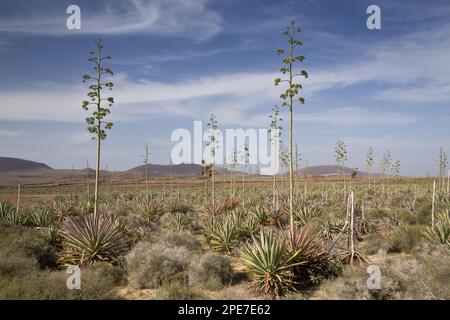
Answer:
[0,0,449,175]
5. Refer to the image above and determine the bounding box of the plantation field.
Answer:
[0,176,449,300]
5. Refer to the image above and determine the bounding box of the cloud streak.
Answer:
[0,67,418,127]
[0,0,222,40]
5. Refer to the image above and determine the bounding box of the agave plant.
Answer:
[423,212,450,247]
[51,197,73,217]
[286,226,331,283]
[251,204,271,225]
[222,197,240,212]
[0,201,12,220]
[356,218,377,236]
[319,220,343,243]
[229,210,244,227]
[239,229,296,299]
[202,216,237,252]
[135,199,162,221]
[268,205,285,226]
[231,211,260,239]
[43,225,62,247]
[375,216,401,232]
[287,226,327,264]
[59,213,130,265]
[165,198,191,214]
[73,199,94,216]
[199,201,224,218]
[293,204,320,226]
[99,201,117,213]
[168,212,189,232]
[436,194,450,209]
[31,207,56,228]
[0,207,29,226]
[241,216,261,239]
[245,197,262,209]
[120,192,135,202]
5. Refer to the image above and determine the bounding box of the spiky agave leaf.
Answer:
[165,198,191,214]
[356,218,377,236]
[251,204,271,225]
[42,225,62,247]
[239,229,297,299]
[0,201,12,220]
[286,226,335,282]
[205,217,237,252]
[231,210,261,239]
[423,212,450,247]
[199,201,225,219]
[59,212,130,265]
[168,212,189,232]
[135,199,163,221]
[318,220,342,243]
[222,197,240,212]
[286,226,328,265]
[31,207,56,228]
[0,207,29,226]
[292,204,321,226]
[375,216,401,232]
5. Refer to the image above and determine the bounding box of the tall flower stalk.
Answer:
[82,39,114,218]
[274,20,308,237]
[142,142,151,200]
[335,140,348,192]
[269,105,283,208]
[207,114,218,208]
[366,147,374,186]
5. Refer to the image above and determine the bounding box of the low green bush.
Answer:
[415,202,432,225]
[0,263,123,300]
[0,222,58,269]
[387,225,425,253]
[367,209,389,220]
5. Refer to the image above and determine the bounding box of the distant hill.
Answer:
[0,157,52,173]
[297,165,365,177]
[0,157,366,182]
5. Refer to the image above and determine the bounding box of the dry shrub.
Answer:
[126,242,191,289]
[362,233,388,255]
[154,280,204,300]
[387,224,425,253]
[415,202,432,225]
[315,244,450,300]
[189,252,234,290]
[158,231,202,252]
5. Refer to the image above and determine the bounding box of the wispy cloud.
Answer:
[0,0,222,40]
[113,48,228,66]
[298,107,416,125]
[0,68,418,127]
[1,8,448,131]
[377,86,450,102]
[0,129,22,138]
